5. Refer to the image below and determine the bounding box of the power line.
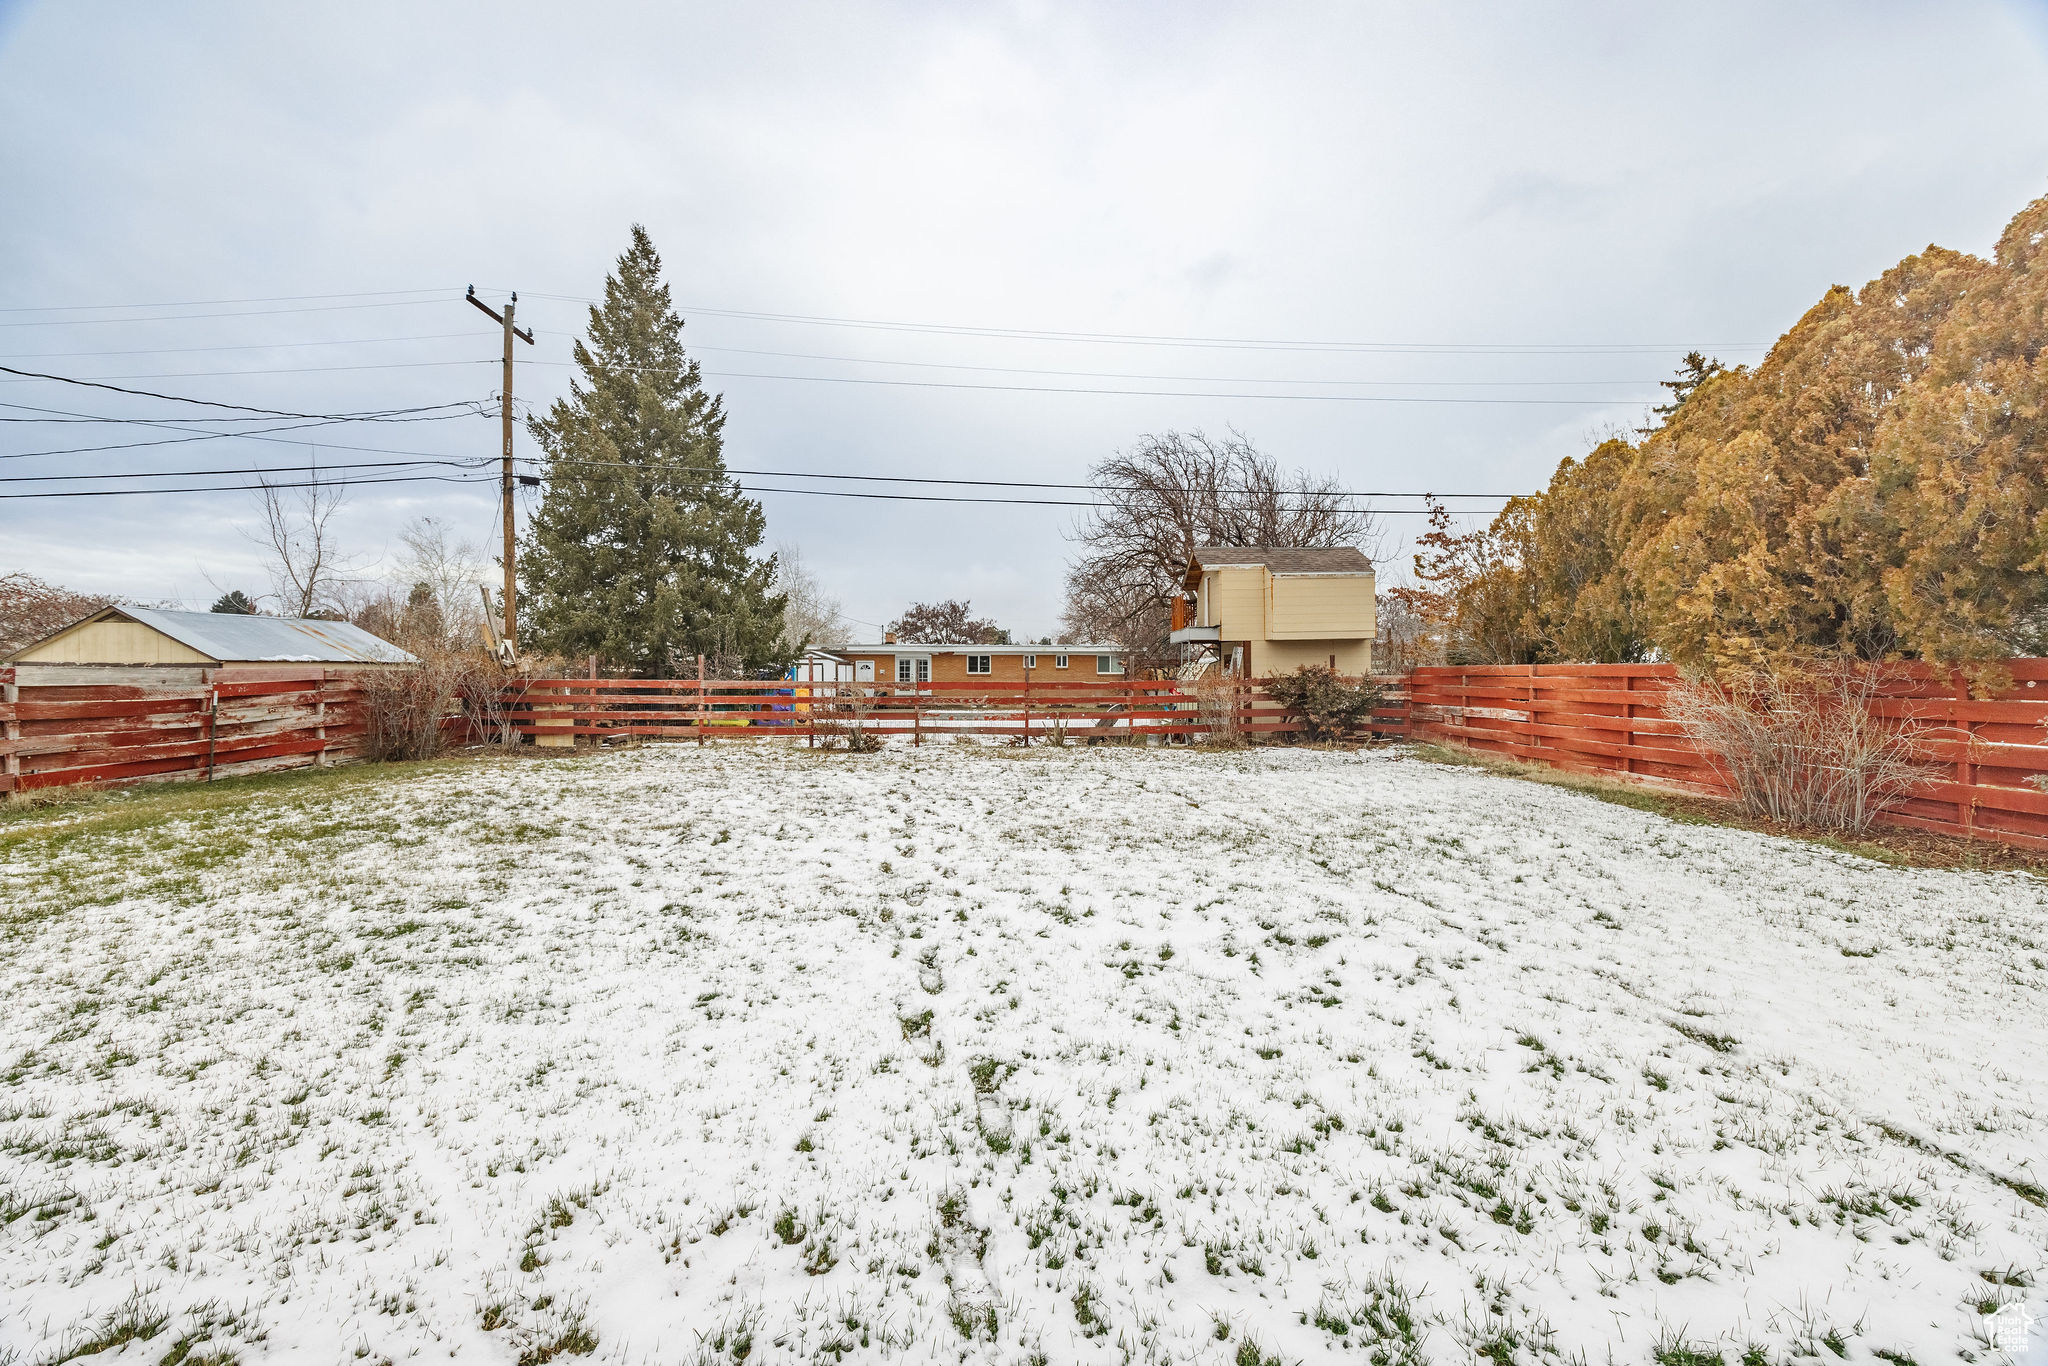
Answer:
[0,299,456,329]
[0,457,490,483]
[0,357,1661,403]
[0,412,486,461]
[0,288,454,314]
[0,332,485,360]
[0,398,483,425]
[512,290,1766,356]
[0,359,492,381]
[0,467,1507,511]
[0,364,489,421]
[663,344,1677,388]
[0,472,487,499]
[0,457,1515,507]
[0,285,1762,357]
[514,360,1653,405]
[526,455,1515,501]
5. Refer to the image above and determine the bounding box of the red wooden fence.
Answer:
[11,660,2046,851]
[498,677,1310,744]
[1386,662,2048,850]
[0,666,367,795]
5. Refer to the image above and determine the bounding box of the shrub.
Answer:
[1263,665,1380,742]
[811,682,883,752]
[1661,661,1931,833]
[1192,674,1247,748]
[357,649,514,762]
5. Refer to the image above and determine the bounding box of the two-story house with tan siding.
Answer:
[1169,545,1375,677]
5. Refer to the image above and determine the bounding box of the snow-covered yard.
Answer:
[2,742,2044,1366]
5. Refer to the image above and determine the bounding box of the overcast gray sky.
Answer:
[3,1,2046,639]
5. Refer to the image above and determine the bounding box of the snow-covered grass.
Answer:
[2,741,2045,1366]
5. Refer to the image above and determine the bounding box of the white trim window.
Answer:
[1022,654,1037,669]
[965,654,992,675]
[895,655,930,684]
[1054,654,1069,669]
[1096,654,1122,675]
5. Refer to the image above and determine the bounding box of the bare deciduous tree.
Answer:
[249,474,356,618]
[1062,429,1380,668]
[0,572,110,655]
[888,599,1004,644]
[774,542,849,651]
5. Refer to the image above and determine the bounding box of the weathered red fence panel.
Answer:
[1401,662,2048,851]
[496,676,1403,746]
[0,666,367,795]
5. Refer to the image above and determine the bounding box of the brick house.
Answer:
[828,639,1124,685]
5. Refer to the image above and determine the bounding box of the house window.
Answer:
[1054,654,1068,669]
[1022,654,1036,669]
[966,654,992,675]
[1096,654,1121,675]
[896,655,930,684]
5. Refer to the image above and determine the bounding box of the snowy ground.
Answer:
[2,741,2045,1366]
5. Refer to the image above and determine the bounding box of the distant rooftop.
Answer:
[1187,545,1375,574]
[11,605,417,665]
[828,642,1118,654]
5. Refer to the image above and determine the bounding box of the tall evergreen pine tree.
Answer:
[519,227,787,676]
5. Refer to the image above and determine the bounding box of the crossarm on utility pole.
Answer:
[466,286,534,652]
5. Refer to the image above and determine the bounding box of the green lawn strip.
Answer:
[1406,742,2042,875]
[0,751,584,854]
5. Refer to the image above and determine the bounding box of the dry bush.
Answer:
[1262,665,1381,743]
[357,650,515,762]
[1192,674,1246,748]
[1662,662,1932,833]
[810,682,883,752]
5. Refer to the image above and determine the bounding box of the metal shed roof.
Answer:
[19,606,418,665]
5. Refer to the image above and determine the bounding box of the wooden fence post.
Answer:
[696,654,705,747]
[205,676,219,781]
[1526,663,1539,760]
[1622,670,1637,776]
[314,670,329,767]
[1022,665,1031,748]
[2,668,18,796]
[1954,670,1976,840]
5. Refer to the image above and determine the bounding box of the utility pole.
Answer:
[466,285,535,649]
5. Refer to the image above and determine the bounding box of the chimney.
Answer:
[884,631,897,645]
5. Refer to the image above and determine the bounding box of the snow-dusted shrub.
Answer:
[812,682,883,751]
[357,650,511,761]
[1263,664,1380,743]
[1662,661,1930,833]
[1192,674,1245,747]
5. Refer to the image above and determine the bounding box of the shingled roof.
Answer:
[1186,545,1375,574]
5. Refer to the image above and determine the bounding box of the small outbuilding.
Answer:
[6,605,416,681]
[1170,545,1376,677]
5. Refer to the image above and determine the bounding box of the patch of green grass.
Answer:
[1409,742,2044,874]
[46,1290,167,1361]
[516,1315,598,1364]
[1654,1339,1726,1366]
[1671,1021,1739,1053]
